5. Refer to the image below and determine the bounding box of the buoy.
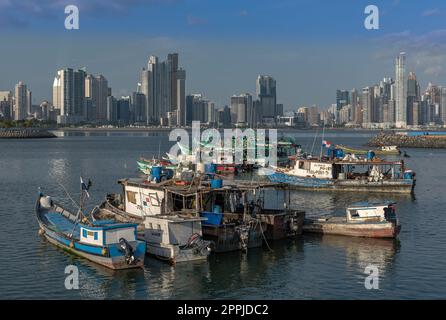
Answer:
[70,241,74,248]
[102,248,108,256]
[38,228,45,236]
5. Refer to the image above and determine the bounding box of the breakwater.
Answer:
[368,133,446,148]
[0,128,56,139]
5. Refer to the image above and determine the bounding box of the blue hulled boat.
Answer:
[36,185,146,270]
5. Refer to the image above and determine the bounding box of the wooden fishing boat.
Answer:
[335,144,401,155]
[303,202,401,238]
[92,194,211,264]
[36,187,146,270]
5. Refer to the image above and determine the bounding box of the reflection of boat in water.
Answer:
[335,144,401,155]
[303,202,400,238]
[305,233,399,272]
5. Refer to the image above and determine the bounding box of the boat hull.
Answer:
[256,210,305,240]
[202,223,263,253]
[268,172,414,193]
[303,219,400,238]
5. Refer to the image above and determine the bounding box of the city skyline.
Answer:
[1,0,446,109]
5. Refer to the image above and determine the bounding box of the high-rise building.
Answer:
[362,86,375,125]
[336,90,349,111]
[13,81,29,121]
[231,93,253,126]
[140,53,185,125]
[406,72,420,126]
[85,74,108,121]
[256,75,276,123]
[117,96,130,124]
[395,52,407,128]
[441,87,446,125]
[53,68,86,122]
[106,96,118,122]
[131,92,145,123]
[0,91,12,120]
[176,68,186,126]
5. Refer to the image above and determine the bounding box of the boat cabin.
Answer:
[346,203,397,224]
[79,222,138,246]
[292,158,409,181]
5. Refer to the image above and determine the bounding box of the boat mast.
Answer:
[319,123,326,160]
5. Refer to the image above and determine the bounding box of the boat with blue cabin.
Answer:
[36,185,146,270]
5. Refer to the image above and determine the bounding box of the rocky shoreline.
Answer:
[368,133,446,148]
[0,128,57,139]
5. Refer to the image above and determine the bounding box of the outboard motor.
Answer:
[185,233,211,256]
[118,238,136,265]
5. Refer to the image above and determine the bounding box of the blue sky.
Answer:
[1,0,446,110]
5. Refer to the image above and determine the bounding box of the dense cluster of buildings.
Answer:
[0,53,284,128]
[327,52,446,129]
[1,51,445,129]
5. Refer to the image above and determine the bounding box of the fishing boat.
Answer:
[267,151,416,193]
[303,202,401,238]
[35,181,146,270]
[335,144,401,155]
[92,178,212,263]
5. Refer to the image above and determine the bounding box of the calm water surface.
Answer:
[0,129,445,299]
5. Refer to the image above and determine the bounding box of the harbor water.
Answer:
[1,129,445,299]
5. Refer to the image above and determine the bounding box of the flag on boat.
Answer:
[80,177,91,198]
[322,140,332,148]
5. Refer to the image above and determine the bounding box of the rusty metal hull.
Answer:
[303,219,400,238]
[257,210,305,240]
[202,223,263,253]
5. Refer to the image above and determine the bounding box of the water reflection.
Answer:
[305,234,399,277]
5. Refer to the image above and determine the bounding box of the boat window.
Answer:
[299,161,304,169]
[126,191,137,204]
[157,224,161,230]
[82,229,87,238]
[94,232,98,240]
[349,210,360,218]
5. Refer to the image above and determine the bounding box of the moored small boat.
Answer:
[35,181,146,270]
[303,202,401,238]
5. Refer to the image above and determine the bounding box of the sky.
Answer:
[1,0,446,110]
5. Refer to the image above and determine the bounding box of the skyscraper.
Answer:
[231,93,253,125]
[256,75,276,123]
[395,52,407,128]
[85,74,109,121]
[336,90,349,110]
[406,72,420,126]
[0,91,12,120]
[53,68,86,122]
[140,53,185,125]
[13,81,29,121]
[176,68,186,126]
[361,86,374,125]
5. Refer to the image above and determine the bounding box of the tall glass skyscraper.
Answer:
[395,52,407,128]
